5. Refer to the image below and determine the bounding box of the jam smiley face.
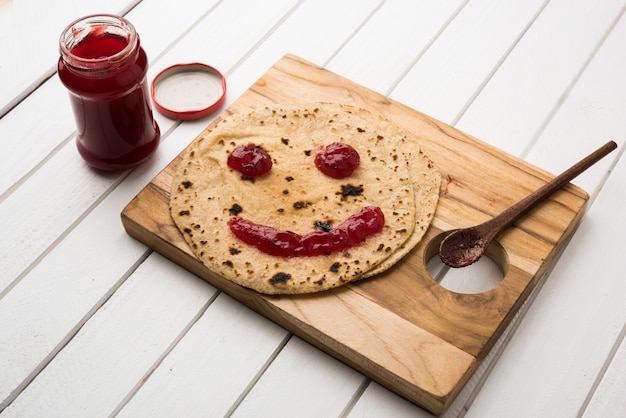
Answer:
[170,103,440,294]
[226,142,385,257]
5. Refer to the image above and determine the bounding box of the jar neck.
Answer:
[59,14,139,77]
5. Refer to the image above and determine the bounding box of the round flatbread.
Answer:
[170,103,440,294]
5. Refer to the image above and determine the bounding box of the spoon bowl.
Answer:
[439,141,618,268]
[438,228,488,268]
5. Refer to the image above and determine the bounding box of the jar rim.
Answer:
[59,14,138,72]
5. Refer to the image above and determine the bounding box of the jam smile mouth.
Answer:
[228,206,385,257]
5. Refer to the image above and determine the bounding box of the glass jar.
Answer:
[58,14,160,171]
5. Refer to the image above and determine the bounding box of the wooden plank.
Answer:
[112,292,287,418]
[390,0,548,123]
[121,54,588,414]
[524,14,626,192]
[455,0,626,157]
[0,254,218,417]
[0,181,150,410]
[349,382,431,417]
[230,337,364,417]
[199,0,384,102]
[583,330,626,417]
[326,0,466,94]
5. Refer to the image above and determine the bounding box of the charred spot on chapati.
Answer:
[223,260,233,268]
[314,220,332,232]
[178,210,190,216]
[229,204,243,216]
[270,272,292,285]
[338,184,363,200]
[293,201,312,210]
[182,181,193,189]
[229,247,241,255]
[285,176,294,182]
[330,262,341,273]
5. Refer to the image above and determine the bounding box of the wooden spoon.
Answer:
[439,141,618,268]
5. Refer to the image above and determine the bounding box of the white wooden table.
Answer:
[1,1,625,416]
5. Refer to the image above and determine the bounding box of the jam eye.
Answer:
[314,142,360,179]
[227,144,273,177]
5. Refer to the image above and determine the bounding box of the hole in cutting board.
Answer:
[425,232,507,294]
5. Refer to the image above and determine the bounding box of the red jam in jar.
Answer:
[58,14,160,171]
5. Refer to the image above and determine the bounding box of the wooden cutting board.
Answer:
[121,54,588,414]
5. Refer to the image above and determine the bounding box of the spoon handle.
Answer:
[481,141,617,238]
